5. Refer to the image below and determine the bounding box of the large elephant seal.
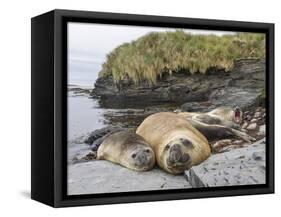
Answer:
[178,106,254,142]
[97,131,155,171]
[136,112,211,174]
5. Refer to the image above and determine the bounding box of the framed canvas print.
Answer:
[31,9,274,207]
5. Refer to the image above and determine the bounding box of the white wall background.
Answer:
[0,0,279,215]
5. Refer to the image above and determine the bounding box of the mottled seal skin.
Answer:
[179,106,243,129]
[136,112,211,175]
[97,131,155,172]
[178,106,254,142]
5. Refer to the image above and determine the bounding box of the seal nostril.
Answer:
[180,153,190,163]
[168,145,182,163]
[164,144,171,150]
[175,152,181,161]
[170,144,181,151]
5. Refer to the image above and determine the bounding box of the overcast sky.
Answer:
[68,22,235,65]
[67,22,236,86]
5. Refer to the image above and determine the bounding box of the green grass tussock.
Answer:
[99,30,265,85]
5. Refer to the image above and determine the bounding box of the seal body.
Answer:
[178,106,254,142]
[97,131,155,171]
[179,106,242,129]
[208,106,243,125]
[136,112,211,174]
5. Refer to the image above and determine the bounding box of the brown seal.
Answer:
[97,131,155,171]
[136,112,211,174]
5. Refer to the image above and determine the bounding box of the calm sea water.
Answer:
[68,60,101,87]
[67,59,177,141]
[67,59,104,140]
[68,93,107,140]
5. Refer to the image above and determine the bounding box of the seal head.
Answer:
[125,144,155,171]
[136,112,211,175]
[208,106,243,124]
[97,131,155,172]
[233,106,242,124]
[162,138,193,174]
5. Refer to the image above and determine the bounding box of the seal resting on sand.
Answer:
[97,131,155,171]
[136,112,211,174]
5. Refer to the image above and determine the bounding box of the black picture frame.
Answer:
[31,9,274,207]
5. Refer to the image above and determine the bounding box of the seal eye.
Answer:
[132,153,137,158]
[144,149,150,153]
[164,144,170,150]
[180,138,193,149]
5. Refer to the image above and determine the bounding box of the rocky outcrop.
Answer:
[184,138,266,187]
[91,59,265,110]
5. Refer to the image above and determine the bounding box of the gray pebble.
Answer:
[252,152,263,161]
[242,122,248,129]
[250,118,258,123]
[247,123,257,130]
[254,112,261,118]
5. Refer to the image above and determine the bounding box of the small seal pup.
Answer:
[207,106,243,127]
[136,112,211,174]
[97,131,155,172]
[178,106,254,142]
[179,106,242,129]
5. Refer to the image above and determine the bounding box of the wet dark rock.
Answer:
[144,105,175,113]
[245,115,252,121]
[180,101,215,112]
[84,126,122,151]
[91,136,107,151]
[68,87,91,95]
[72,151,97,164]
[82,151,97,160]
[252,152,264,161]
[91,59,265,110]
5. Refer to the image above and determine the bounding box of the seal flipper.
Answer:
[228,128,256,143]
[187,118,255,142]
[194,114,222,125]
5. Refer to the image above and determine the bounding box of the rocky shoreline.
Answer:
[67,58,267,194]
[91,59,265,110]
[68,137,265,194]
[70,105,266,156]
[67,101,266,194]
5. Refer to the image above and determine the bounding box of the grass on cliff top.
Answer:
[99,31,265,85]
